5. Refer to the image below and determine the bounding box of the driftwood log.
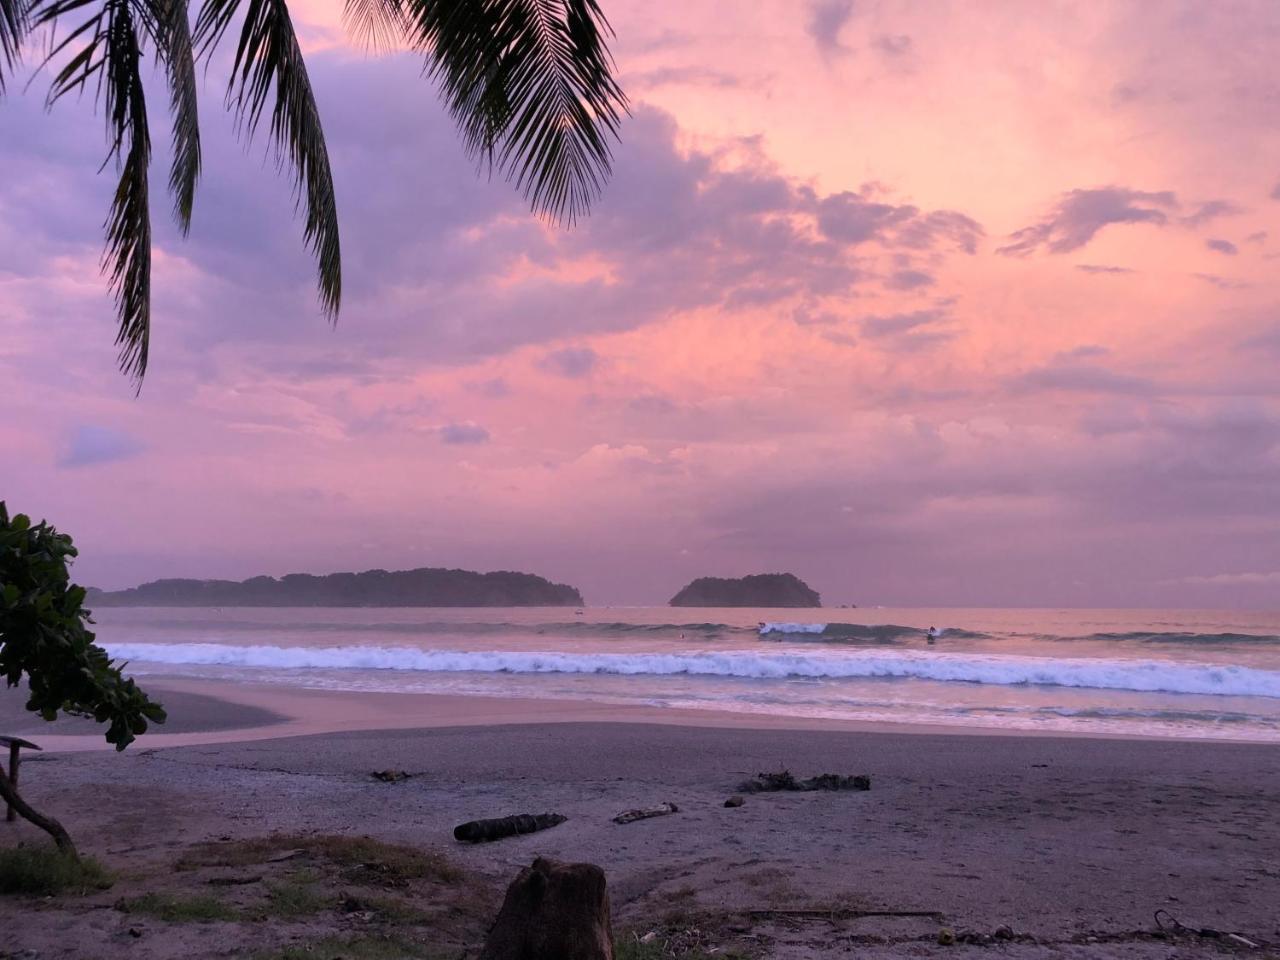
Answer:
[454,813,567,844]
[612,802,678,825]
[480,857,613,960]
[740,770,871,793]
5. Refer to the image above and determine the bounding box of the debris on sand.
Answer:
[739,770,870,793]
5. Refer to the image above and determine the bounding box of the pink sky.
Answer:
[3,0,1280,606]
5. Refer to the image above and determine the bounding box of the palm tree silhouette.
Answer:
[0,0,627,383]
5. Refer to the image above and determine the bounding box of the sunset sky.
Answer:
[3,0,1280,606]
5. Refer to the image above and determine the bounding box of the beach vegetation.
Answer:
[260,879,331,917]
[0,843,113,895]
[116,891,238,921]
[177,833,462,884]
[254,935,443,960]
[0,501,166,856]
[0,0,626,385]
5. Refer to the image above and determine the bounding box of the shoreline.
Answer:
[16,674,1279,753]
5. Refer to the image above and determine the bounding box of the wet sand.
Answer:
[3,679,1279,958]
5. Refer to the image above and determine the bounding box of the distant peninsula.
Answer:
[669,573,822,607]
[87,567,584,607]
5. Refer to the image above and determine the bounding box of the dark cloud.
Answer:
[872,34,912,57]
[998,187,1177,256]
[626,66,754,91]
[816,192,982,252]
[538,346,599,378]
[1206,238,1239,255]
[439,422,490,444]
[1076,264,1135,275]
[858,308,954,349]
[1181,200,1242,228]
[1193,273,1250,290]
[1271,181,1280,201]
[807,0,855,55]
[59,425,143,468]
[884,268,934,290]
[1013,360,1151,394]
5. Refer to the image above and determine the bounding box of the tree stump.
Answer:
[479,857,613,960]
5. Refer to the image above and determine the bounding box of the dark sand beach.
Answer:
[3,678,1279,959]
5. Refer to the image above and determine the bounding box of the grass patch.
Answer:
[254,935,441,960]
[0,844,113,896]
[178,834,461,884]
[117,892,238,922]
[261,880,331,918]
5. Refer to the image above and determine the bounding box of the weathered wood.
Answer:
[2,735,43,825]
[611,802,678,825]
[0,765,77,858]
[454,813,567,844]
[480,857,613,960]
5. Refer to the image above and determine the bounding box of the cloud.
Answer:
[59,425,144,468]
[1180,200,1241,228]
[626,66,753,92]
[538,346,599,378]
[438,422,490,445]
[872,34,912,57]
[1179,571,1280,586]
[1271,181,1280,201]
[858,308,955,349]
[998,187,1177,256]
[1206,238,1238,255]
[884,268,934,290]
[1245,231,1268,244]
[806,0,855,55]
[1193,273,1250,290]
[816,191,982,251]
[1076,264,1135,275]
[1013,360,1151,394]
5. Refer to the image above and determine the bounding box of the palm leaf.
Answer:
[0,0,28,91]
[137,0,201,233]
[404,0,627,224]
[195,0,341,319]
[34,0,153,382]
[343,0,406,50]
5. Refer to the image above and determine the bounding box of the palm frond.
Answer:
[404,0,627,224]
[0,0,29,91]
[34,0,153,382]
[343,0,406,50]
[195,0,341,319]
[138,0,201,233]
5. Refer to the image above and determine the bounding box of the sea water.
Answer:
[94,607,1280,742]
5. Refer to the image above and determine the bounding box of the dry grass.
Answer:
[177,834,461,885]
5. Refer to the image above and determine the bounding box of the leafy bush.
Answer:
[0,501,164,748]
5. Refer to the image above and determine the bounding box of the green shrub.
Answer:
[0,844,113,895]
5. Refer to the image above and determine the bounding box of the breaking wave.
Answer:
[105,642,1280,699]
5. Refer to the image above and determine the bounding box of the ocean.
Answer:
[95,606,1280,742]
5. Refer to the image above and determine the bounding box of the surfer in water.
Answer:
[926,626,940,644]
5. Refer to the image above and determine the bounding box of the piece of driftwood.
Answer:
[371,769,410,782]
[454,813,567,844]
[739,770,871,793]
[480,857,613,960]
[724,795,745,808]
[612,802,678,825]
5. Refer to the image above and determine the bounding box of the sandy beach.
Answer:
[3,677,1279,959]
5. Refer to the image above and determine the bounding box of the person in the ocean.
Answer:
[926,626,939,644]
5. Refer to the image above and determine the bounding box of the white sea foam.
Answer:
[104,642,1280,699]
[758,622,827,634]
